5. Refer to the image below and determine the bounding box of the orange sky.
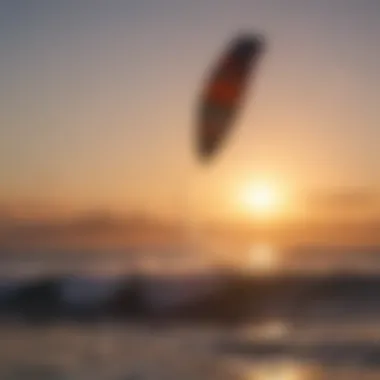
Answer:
[1,1,380,227]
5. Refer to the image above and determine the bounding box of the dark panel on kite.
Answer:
[195,33,265,162]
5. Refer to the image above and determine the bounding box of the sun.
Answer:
[242,182,281,219]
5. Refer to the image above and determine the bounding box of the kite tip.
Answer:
[234,30,266,51]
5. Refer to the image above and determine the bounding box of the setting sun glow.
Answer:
[241,182,282,219]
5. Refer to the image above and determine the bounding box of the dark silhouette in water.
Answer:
[2,277,63,323]
[107,274,146,320]
[0,272,380,326]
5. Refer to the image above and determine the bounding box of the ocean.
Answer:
[0,244,380,379]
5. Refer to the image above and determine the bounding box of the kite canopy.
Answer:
[195,33,265,162]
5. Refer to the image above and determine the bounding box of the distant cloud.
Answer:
[305,187,380,213]
[0,199,62,222]
[0,202,178,250]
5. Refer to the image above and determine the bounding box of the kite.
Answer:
[195,33,265,162]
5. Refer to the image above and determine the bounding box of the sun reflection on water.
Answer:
[247,244,281,275]
[241,361,313,380]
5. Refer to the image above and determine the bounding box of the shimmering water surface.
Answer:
[1,245,380,379]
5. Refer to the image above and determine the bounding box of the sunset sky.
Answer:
[1,0,380,224]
